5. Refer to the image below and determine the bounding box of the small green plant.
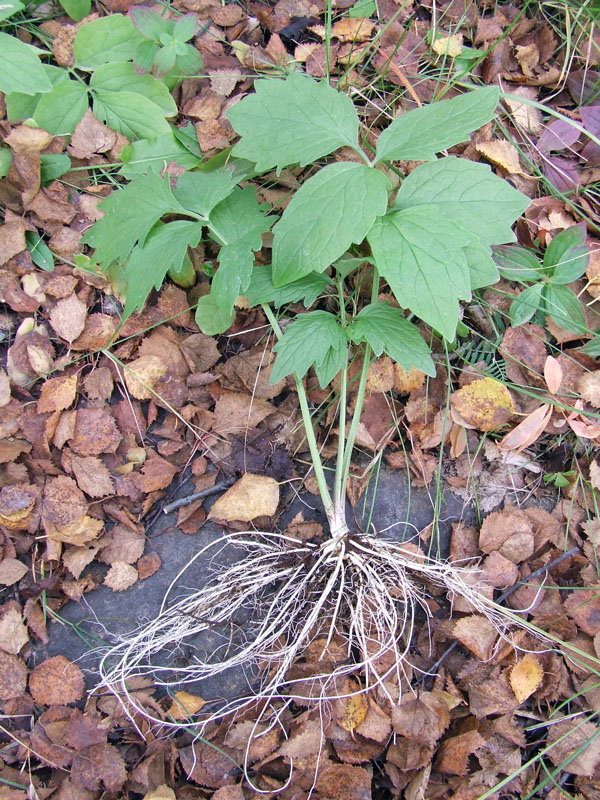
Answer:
[98,75,582,758]
[493,223,590,332]
[130,7,202,81]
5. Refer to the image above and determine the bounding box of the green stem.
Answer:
[339,267,379,495]
[261,304,334,517]
[333,277,348,509]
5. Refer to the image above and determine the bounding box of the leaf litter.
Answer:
[1,0,600,797]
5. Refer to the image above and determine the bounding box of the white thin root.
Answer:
[99,528,526,737]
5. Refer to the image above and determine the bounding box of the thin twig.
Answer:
[162,478,236,514]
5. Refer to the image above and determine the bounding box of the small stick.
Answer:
[417,546,580,684]
[162,478,236,514]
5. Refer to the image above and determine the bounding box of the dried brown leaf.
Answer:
[0,557,28,586]
[37,374,78,414]
[546,717,600,776]
[71,455,114,498]
[0,601,29,653]
[434,730,486,775]
[71,742,127,792]
[49,294,88,343]
[104,561,138,591]
[69,109,116,158]
[453,614,498,660]
[70,408,122,456]
[0,651,27,700]
[29,655,84,705]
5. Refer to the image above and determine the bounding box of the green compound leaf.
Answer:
[33,80,89,135]
[73,15,144,69]
[123,220,202,320]
[375,86,499,163]
[208,186,273,315]
[247,265,331,308]
[228,72,360,172]
[119,131,201,178]
[0,33,52,96]
[542,284,587,333]
[173,170,238,219]
[92,90,171,139]
[367,204,472,341]
[492,244,544,281]
[393,157,530,246]
[348,303,435,376]
[271,310,348,388]
[82,173,181,268]
[543,223,589,284]
[509,283,543,327]
[89,62,177,117]
[272,162,389,286]
[195,293,234,335]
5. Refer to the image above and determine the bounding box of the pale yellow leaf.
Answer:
[510,653,543,703]
[208,473,279,522]
[432,34,463,57]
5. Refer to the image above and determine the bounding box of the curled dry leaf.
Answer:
[544,355,563,394]
[498,403,552,453]
[509,653,544,702]
[208,473,279,522]
[29,655,85,705]
[0,602,29,654]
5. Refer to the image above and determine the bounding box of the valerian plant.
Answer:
[97,73,545,746]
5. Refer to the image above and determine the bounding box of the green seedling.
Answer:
[493,223,590,333]
[130,7,202,82]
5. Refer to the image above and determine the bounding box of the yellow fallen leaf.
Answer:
[510,653,543,703]
[143,786,176,800]
[476,140,523,174]
[208,473,279,522]
[168,690,207,719]
[432,34,463,57]
[339,692,368,733]
[451,377,515,432]
[123,355,168,400]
